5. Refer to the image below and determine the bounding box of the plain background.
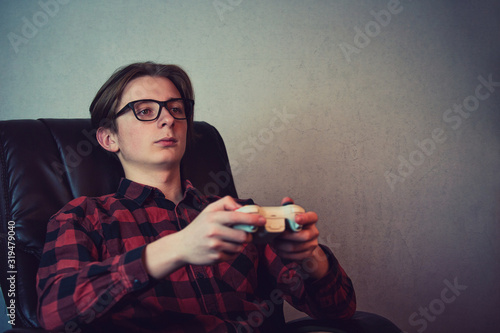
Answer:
[1,1,499,332]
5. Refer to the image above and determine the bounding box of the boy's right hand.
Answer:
[143,196,265,279]
[176,196,265,265]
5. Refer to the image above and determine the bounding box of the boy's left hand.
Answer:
[271,197,330,280]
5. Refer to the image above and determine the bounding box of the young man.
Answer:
[36,62,356,332]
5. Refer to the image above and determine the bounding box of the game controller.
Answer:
[233,204,305,241]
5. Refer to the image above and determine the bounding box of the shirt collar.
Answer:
[116,178,207,207]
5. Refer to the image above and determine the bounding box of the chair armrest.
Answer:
[285,311,401,333]
[286,317,348,333]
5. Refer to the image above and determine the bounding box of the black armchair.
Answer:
[0,118,401,332]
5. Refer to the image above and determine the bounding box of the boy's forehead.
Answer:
[122,76,179,101]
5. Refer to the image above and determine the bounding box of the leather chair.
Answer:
[0,118,401,332]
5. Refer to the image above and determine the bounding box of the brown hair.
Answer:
[89,62,195,142]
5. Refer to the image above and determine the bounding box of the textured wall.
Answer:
[1,1,499,332]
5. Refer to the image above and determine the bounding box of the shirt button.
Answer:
[196,272,205,279]
[133,279,141,288]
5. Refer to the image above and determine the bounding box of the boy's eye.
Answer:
[134,101,158,119]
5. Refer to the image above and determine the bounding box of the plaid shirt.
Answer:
[37,178,356,332]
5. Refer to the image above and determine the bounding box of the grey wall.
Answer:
[1,1,499,332]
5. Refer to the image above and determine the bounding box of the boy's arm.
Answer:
[264,243,356,320]
[36,201,153,331]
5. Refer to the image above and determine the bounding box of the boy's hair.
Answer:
[89,62,195,143]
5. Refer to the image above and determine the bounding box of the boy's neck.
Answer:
[124,164,184,205]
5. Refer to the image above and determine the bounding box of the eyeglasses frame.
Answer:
[113,98,194,121]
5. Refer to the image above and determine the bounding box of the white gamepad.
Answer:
[233,204,305,241]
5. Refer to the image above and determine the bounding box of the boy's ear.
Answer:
[96,127,120,153]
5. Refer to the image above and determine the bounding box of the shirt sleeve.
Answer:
[36,197,154,331]
[263,244,356,320]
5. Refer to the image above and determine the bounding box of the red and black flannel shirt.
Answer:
[37,178,356,332]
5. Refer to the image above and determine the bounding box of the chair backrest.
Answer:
[0,119,238,328]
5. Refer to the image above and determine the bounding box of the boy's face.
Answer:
[111,75,188,172]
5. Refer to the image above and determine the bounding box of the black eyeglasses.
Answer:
[113,98,194,121]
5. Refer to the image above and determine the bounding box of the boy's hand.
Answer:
[176,196,265,265]
[144,196,265,279]
[271,197,330,280]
